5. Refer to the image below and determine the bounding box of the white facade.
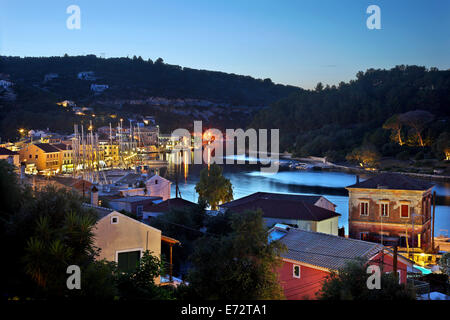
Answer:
[145,174,171,201]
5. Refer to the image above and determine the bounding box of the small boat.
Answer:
[295,163,309,170]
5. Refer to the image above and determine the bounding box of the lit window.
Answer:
[293,265,301,278]
[360,201,369,216]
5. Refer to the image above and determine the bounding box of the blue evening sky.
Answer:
[1,0,449,89]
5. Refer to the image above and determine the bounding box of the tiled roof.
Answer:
[114,173,145,186]
[221,193,340,222]
[274,228,383,271]
[146,197,197,213]
[110,196,162,203]
[0,147,18,155]
[48,177,93,194]
[82,203,115,219]
[34,143,60,153]
[346,173,434,191]
[51,143,72,150]
[221,192,322,208]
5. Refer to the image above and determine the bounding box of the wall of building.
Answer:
[277,260,330,300]
[0,154,19,167]
[347,188,432,250]
[316,216,339,236]
[93,212,162,283]
[146,175,171,201]
[314,197,336,212]
[19,144,60,173]
[264,217,313,231]
[109,201,131,212]
[369,251,408,284]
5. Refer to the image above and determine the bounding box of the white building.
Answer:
[91,84,109,92]
[145,174,171,201]
[78,71,96,80]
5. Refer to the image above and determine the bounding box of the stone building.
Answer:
[346,173,434,251]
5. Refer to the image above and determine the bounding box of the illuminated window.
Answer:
[293,265,301,278]
[360,201,369,216]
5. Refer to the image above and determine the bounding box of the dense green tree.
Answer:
[150,203,206,277]
[116,251,173,300]
[383,114,404,145]
[318,259,416,300]
[251,66,450,160]
[398,110,435,147]
[439,252,449,275]
[186,210,285,300]
[433,131,450,160]
[195,164,233,210]
[346,145,381,168]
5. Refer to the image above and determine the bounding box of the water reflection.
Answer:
[162,152,450,236]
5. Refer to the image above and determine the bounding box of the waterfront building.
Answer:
[346,173,434,252]
[98,140,120,167]
[52,142,74,173]
[270,226,414,300]
[19,143,61,174]
[220,192,340,235]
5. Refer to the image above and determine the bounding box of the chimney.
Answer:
[356,175,360,184]
[90,185,99,206]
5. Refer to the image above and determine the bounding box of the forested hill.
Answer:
[251,65,450,162]
[0,55,301,106]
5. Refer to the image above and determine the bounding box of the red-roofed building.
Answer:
[270,226,414,300]
[346,173,435,251]
[221,192,340,235]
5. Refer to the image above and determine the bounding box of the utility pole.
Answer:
[393,245,398,284]
[432,191,436,252]
[393,245,398,274]
[412,212,415,253]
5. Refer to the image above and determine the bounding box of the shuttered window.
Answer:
[401,205,409,218]
[118,251,141,273]
[360,202,369,216]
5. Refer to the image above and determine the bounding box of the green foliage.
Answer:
[346,144,381,168]
[439,252,450,276]
[19,188,98,296]
[186,210,285,300]
[251,66,450,160]
[116,251,173,300]
[150,204,206,277]
[195,164,233,210]
[0,167,174,300]
[0,160,30,220]
[318,259,416,300]
[383,114,404,145]
[433,131,450,160]
[76,260,119,300]
[0,54,300,140]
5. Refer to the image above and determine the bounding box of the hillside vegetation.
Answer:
[0,54,301,140]
[251,65,450,165]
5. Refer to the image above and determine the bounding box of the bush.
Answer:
[396,151,410,161]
